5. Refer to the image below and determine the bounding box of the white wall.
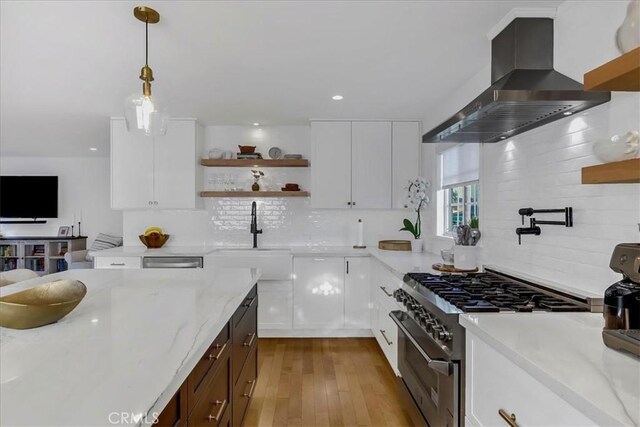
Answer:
[0,157,122,244]
[122,125,414,247]
[421,1,640,296]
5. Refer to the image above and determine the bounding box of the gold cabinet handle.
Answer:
[498,409,518,427]
[379,286,394,297]
[380,329,393,346]
[243,332,256,347]
[207,399,227,422]
[243,379,257,398]
[206,342,227,360]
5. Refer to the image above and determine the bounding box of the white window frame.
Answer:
[436,144,480,238]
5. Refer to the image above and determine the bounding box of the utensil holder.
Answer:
[454,245,477,270]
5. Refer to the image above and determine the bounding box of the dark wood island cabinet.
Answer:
[157,284,258,427]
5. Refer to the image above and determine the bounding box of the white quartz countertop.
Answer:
[459,312,640,426]
[0,268,260,426]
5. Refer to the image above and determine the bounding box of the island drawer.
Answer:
[232,298,258,385]
[94,256,141,269]
[155,385,187,427]
[232,284,258,328]
[188,355,231,427]
[187,323,230,412]
[233,343,257,426]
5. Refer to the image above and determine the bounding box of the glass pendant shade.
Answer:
[124,92,169,136]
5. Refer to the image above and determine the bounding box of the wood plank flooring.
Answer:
[243,338,414,427]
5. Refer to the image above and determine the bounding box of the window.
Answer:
[444,183,479,234]
[438,144,480,236]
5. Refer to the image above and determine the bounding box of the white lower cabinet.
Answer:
[371,260,404,374]
[293,257,345,329]
[258,280,293,330]
[344,257,371,329]
[293,256,371,331]
[466,331,598,427]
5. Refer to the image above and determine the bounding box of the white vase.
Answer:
[411,239,423,253]
[616,0,640,53]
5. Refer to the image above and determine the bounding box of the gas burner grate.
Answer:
[404,272,588,313]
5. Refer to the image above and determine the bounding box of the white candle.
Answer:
[80,209,83,223]
[73,213,76,224]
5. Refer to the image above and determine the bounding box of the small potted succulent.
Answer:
[251,169,264,191]
[400,177,430,253]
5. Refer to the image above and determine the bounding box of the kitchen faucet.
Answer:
[250,201,262,248]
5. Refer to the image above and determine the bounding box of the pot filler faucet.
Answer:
[250,201,262,249]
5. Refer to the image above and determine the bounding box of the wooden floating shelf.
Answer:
[584,47,640,92]
[201,159,309,167]
[581,158,640,184]
[200,191,310,198]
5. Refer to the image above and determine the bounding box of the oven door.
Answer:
[390,311,460,427]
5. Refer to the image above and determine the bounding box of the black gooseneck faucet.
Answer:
[250,201,262,249]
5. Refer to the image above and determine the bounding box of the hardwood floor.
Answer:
[243,338,414,427]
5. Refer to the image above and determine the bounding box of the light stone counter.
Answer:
[0,268,260,426]
[460,312,640,426]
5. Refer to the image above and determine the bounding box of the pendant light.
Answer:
[124,6,168,136]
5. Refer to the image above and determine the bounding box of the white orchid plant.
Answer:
[400,177,430,239]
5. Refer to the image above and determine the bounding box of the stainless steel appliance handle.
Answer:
[143,261,201,268]
[390,312,453,376]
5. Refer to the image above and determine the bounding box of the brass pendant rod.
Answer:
[145,16,149,67]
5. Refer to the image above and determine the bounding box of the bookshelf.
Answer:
[0,236,87,275]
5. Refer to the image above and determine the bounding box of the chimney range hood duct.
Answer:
[422,18,610,144]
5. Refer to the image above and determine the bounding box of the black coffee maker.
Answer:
[602,243,640,356]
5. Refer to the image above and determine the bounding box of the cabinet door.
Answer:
[110,119,154,209]
[293,257,344,329]
[257,280,292,330]
[310,122,352,209]
[351,121,392,209]
[344,257,371,329]
[153,120,197,209]
[392,122,421,209]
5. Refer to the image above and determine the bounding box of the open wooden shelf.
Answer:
[581,158,640,184]
[201,159,309,167]
[584,47,640,92]
[200,191,310,197]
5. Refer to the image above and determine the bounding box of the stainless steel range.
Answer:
[390,267,600,427]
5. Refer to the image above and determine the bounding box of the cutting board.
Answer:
[378,240,411,251]
[432,263,478,273]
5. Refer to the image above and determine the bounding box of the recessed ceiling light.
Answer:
[563,111,573,116]
[253,122,260,126]
[89,147,98,151]
[332,95,344,101]
[500,136,506,140]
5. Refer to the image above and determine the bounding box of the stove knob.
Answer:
[425,320,435,332]
[431,324,443,338]
[438,330,453,342]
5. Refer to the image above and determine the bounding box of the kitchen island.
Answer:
[0,267,260,426]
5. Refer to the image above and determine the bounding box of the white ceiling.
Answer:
[0,0,563,157]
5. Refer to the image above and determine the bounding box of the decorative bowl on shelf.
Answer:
[238,145,256,154]
[139,234,170,249]
[0,279,87,329]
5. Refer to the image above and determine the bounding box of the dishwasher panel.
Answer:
[142,257,203,268]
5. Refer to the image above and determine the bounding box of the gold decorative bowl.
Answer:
[0,280,87,329]
[139,233,170,249]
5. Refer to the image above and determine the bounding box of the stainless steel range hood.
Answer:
[422,18,611,144]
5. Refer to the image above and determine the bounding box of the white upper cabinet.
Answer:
[311,120,419,209]
[111,118,203,210]
[310,121,352,209]
[351,122,392,209]
[392,122,421,209]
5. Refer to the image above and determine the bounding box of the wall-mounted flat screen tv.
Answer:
[0,176,58,218]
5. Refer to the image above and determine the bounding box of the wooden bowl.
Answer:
[139,234,170,249]
[238,145,256,154]
[0,279,87,329]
